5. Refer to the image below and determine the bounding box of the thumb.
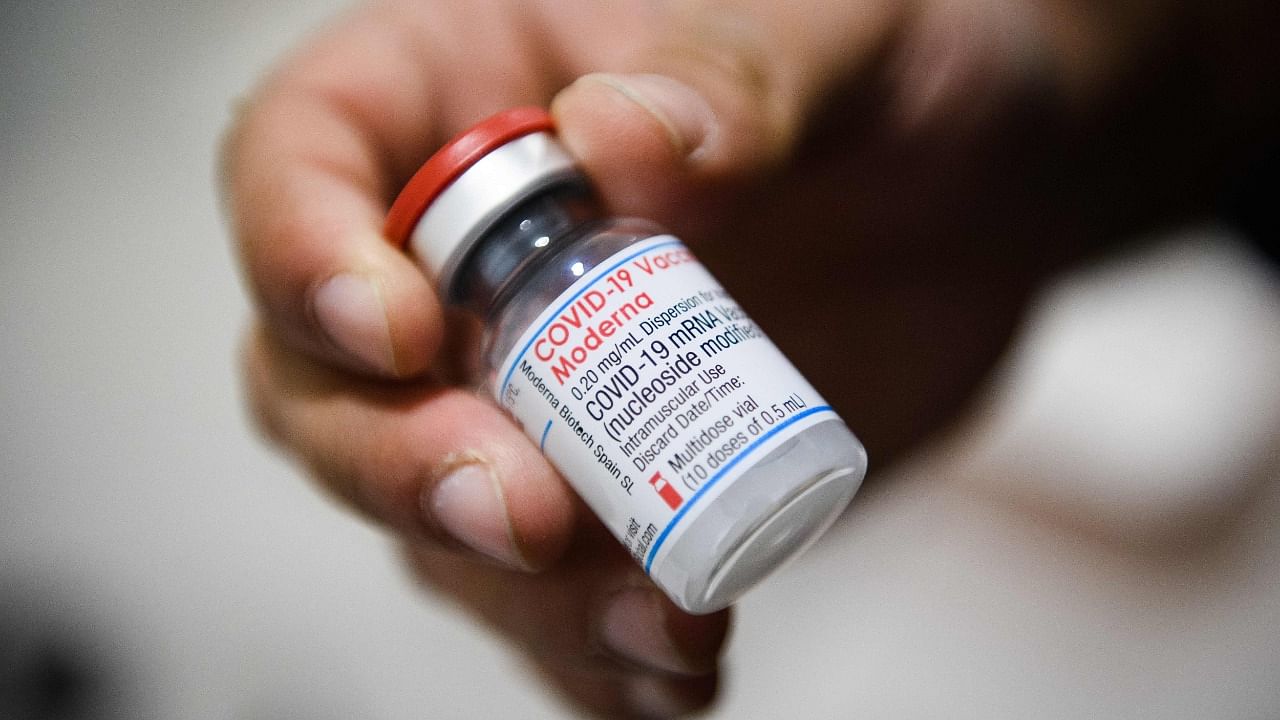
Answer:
[550,2,899,233]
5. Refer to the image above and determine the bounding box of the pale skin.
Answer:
[222,0,1277,716]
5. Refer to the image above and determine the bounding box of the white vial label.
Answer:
[496,236,839,578]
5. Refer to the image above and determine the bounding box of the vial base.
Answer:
[653,419,867,614]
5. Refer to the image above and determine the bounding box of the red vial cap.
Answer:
[383,106,556,248]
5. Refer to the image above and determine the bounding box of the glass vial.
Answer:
[384,108,867,614]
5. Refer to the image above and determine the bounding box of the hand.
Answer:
[222,0,1263,716]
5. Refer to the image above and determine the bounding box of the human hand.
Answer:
[222,0,1260,715]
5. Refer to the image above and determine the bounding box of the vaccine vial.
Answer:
[384,108,867,614]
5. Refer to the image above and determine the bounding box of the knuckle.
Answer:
[285,410,412,530]
[664,7,773,94]
[325,420,428,530]
[655,5,796,160]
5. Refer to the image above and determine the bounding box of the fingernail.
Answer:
[585,73,717,159]
[624,675,687,719]
[312,273,397,374]
[428,463,529,570]
[600,589,688,674]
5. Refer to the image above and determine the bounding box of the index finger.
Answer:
[221,3,537,377]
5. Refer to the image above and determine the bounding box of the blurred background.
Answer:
[3,1,1279,718]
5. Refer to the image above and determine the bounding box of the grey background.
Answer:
[4,1,1280,718]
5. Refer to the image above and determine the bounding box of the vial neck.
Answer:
[451,180,603,316]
